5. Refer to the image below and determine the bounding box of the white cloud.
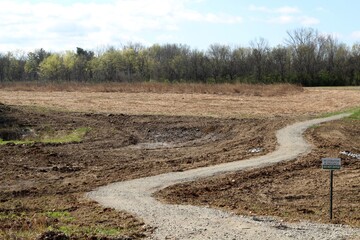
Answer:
[319,31,343,40]
[315,7,328,12]
[249,5,300,14]
[268,15,294,24]
[275,7,300,14]
[169,7,242,24]
[300,16,320,26]
[248,4,319,26]
[249,5,270,13]
[156,34,177,42]
[268,16,319,26]
[350,31,360,40]
[0,0,243,51]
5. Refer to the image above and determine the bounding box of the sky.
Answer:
[1,0,360,52]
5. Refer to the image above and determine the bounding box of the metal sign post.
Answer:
[329,170,334,220]
[321,158,341,220]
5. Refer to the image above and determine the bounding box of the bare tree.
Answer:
[250,37,270,82]
[285,28,319,85]
[207,44,231,82]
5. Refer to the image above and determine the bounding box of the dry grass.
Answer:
[0,82,303,97]
[0,194,146,239]
[0,88,359,118]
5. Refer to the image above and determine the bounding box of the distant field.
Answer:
[0,85,359,118]
[0,82,303,96]
[308,86,360,90]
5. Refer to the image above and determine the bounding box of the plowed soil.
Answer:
[156,118,360,227]
[0,103,286,239]
[0,87,359,239]
[0,88,359,117]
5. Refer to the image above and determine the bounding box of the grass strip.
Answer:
[0,127,90,145]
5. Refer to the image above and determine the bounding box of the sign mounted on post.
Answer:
[322,158,341,170]
[321,157,341,220]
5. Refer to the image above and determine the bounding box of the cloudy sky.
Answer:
[1,0,360,52]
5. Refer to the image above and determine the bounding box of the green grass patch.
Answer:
[0,212,23,220]
[44,225,126,238]
[349,108,360,120]
[41,127,90,144]
[56,225,125,236]
[0,195,144,240]
[0,139,34,145]
[319,107,360,119]
[0,127,90,145]
[308,124,320,129]
[46,211,75,223]
[0,230,39,239]
[0,210,124,239]
[0,210,122,238]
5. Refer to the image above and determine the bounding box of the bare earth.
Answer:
[156,118,360,227]
[0,88,359,117]
[0,87,359,239]
[89,113,360,239]
[0,104,285,239]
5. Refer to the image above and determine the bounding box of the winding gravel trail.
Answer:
[88,113,360,239]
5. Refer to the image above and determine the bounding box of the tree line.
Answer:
[1,28,360,86]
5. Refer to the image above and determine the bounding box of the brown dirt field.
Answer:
[0,103,286,239]
[0,87,359,239]
[156,118,360,227]
[0,88,359,118]
[0,82,304,96]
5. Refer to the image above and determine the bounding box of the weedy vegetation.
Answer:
[0,127,90,145]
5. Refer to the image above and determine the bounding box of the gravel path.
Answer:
[87,113,360,239]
